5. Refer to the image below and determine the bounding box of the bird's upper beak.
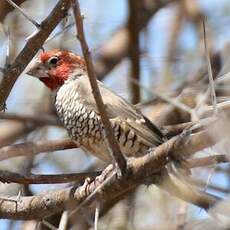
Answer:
[26,59,48,78]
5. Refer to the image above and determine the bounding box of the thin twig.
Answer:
[5,0,40,28]
[0,112,60,126]
[94,203,100,230]
[130,77,194,115]
[215,72,230,84]
[187,154,229,168]
[163,1,187,89]
[162,117,216,137]
[58,211,68,230]
[202,20,218,116]
[41,220,58,230]
[0,0,27,22]
[190,178,230,194]
[166,2,184,68]
[163,122,194,137]
[128,0,140,104]
[71,0,127,175]
[0,169,100,184]
[0,121,36,148]
[203,163,216,193]
[176,202,187,230]
[199,100,230,118]
[0,138,77,161]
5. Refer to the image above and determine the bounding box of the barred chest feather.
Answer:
[55,80,150,162]
[55,81,111,161]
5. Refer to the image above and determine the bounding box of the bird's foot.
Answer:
[79,177,92,198]
[96,164,114,183]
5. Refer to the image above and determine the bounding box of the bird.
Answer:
[26,50,165,162]
[27,49,219,210]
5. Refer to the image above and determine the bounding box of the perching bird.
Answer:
[27,50,219,210]
[27,50,165,162]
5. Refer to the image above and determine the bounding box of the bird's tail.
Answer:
[157,168,220,210]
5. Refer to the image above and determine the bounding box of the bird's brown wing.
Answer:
[75,77,164,146]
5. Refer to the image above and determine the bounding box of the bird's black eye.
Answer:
[48,56,59,66]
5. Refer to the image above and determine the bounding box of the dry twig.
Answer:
[187,155,229,169]
[0,121,36,148]
[0,138,77,161]
[0,112,60,126]
[202,20,218,115]
[5,0,40,28]
[72,0,127,175]
[58,211,68,230]
[0,169,100,184]
[128,0,140,104]
[0,0,26,22]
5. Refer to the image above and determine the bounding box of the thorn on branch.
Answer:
[25,28,40,41]
[202,19,218,116]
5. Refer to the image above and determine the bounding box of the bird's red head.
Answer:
[27,50,86,90]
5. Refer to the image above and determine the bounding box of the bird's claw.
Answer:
[79,177,92,198]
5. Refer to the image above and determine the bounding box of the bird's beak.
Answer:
[26,59,47,78]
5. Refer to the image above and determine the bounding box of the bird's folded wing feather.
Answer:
[74,77,163,146]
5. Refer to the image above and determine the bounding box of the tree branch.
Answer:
[0,139,77,161]
[72,0,127,174]
[0,112,60,126]
[0,170,100,184]
[0,0,72,110]
[0,119,226,220]
[128,0,141,104]
[0,120,36,148]
[0,0,26,22]
[187,155,229,168]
